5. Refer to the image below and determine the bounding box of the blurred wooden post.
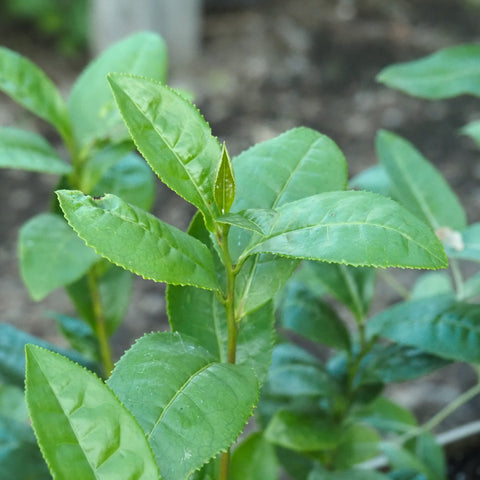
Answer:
[89,0,202,72]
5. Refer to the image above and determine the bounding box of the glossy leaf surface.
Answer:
[377,44,480,99]
[19,213,98,300]
[108,332,258,480]
[108,73,221,229]
[230,432,278,480]
[368,297,480,363]
[26,346,159,480]
[167,286,275,382]
[0,127,71,174]
[57,190,219,290]
[243,191,447,270]
[0,46,70,140]
[69,32,167,147]
[376,130,466,230]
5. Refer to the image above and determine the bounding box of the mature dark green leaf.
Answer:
[19,213,98,300]
[461,119,480,148]
[444,223,480,262]
[0,127,71,174]
[278,281,351,350]
[0,46,71,141]
[332,423,380,469]
[69,32,167,147]
[167,285,275,383]
[349,164,392,197]
[214,142,235,214]
[0,323,92,388]
[108,332,259,480]
[108,73,221,229]
[377,44,480,99]
[66,262,133,336]
[26,345,159,480]
[308,469,389,480]
[230,432,278,480]
[0,416,50,480]
[92,151,156,211]
[376,130,466,231]
[410,272,453,300]
[299,261,375,321]
[57,190,219,290]
[242,191,448,270]
[265,410,342,451]
[367,297,480,363]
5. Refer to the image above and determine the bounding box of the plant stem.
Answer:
[87,268,114,377]
[378,270,411,300]
[450,258,464,299]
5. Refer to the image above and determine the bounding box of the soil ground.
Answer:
[1,0,480,476]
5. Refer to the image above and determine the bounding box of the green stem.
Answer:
[378,270,411,300]
[450,258,464,299]
[87,268,114,377]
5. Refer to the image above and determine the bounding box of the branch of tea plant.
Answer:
[378,270,411,300]
[88,267,114,377]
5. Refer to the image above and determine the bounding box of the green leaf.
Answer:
[299,262,375,321]
[332,423,380,469]
[18,213,98,300]
[68,32,167,147]
[25,345,159,480]
[57,190,219,290]
[410,272,453,300]
[349,164,392,197]
[264,410,342,452]
[460,119,480,148]
[278,281,351,350]
[0,416,50,480]
[0,46,71,140]
[406,434,446,480]
[377,44,480,99]
[309,469,389,480]
[461,270,480,300]
[376,130,466,231]
[217,209,277,236]
[230,432,279,480]
[0,323,93,388]
[0,127,71,174]
[367,297,480,363]
[66,262,133,336]
[214,142,235,214]
[0,383,28,423]
[444,222,480,262]
[167,286,275,383]
[108,73,221,230]
[92,151,156,211]
[107,332,259,480]
[242,191,448,270]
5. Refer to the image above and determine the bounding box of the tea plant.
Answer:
[22,70,448,480]
[0,32,167,478]
[253,44,480,480]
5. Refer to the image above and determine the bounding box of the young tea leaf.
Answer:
[214,142,235,214]
[56,190,219,291]
[377,44,480,99]
[107,332,259,480]
[0,127,71,175]
[25,346,159,480]
[461,119,480,148]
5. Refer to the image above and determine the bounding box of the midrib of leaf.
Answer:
[33,357,99,479]
[126,92,216,223]
[391,152,439,229]
[244,221,446,266]
[147,361,216,440]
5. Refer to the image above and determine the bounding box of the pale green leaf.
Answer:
[217,209,278,236]
[69,32,168,147]
[214,142,235,214]
[242,191,448,270]
[230,433,279,480]
[0,127,71,174]
[407,434,446,480]
[108,73,221,230]
[107,332,259,480]
[0,46,71,140]
[167,286,275,383]
[367,297,480,363]
[0,383,28,423]
[377,44,480,99]
[461,119,480,148]
[349,164,392,197]
[410,272,453,300]
[25,345,159,480]
[444,222,480,262]
[56,190,219,290]
[309,469,389,480]
[376,130,466,231]
[461,270,480,300]
[19,213,98,300]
